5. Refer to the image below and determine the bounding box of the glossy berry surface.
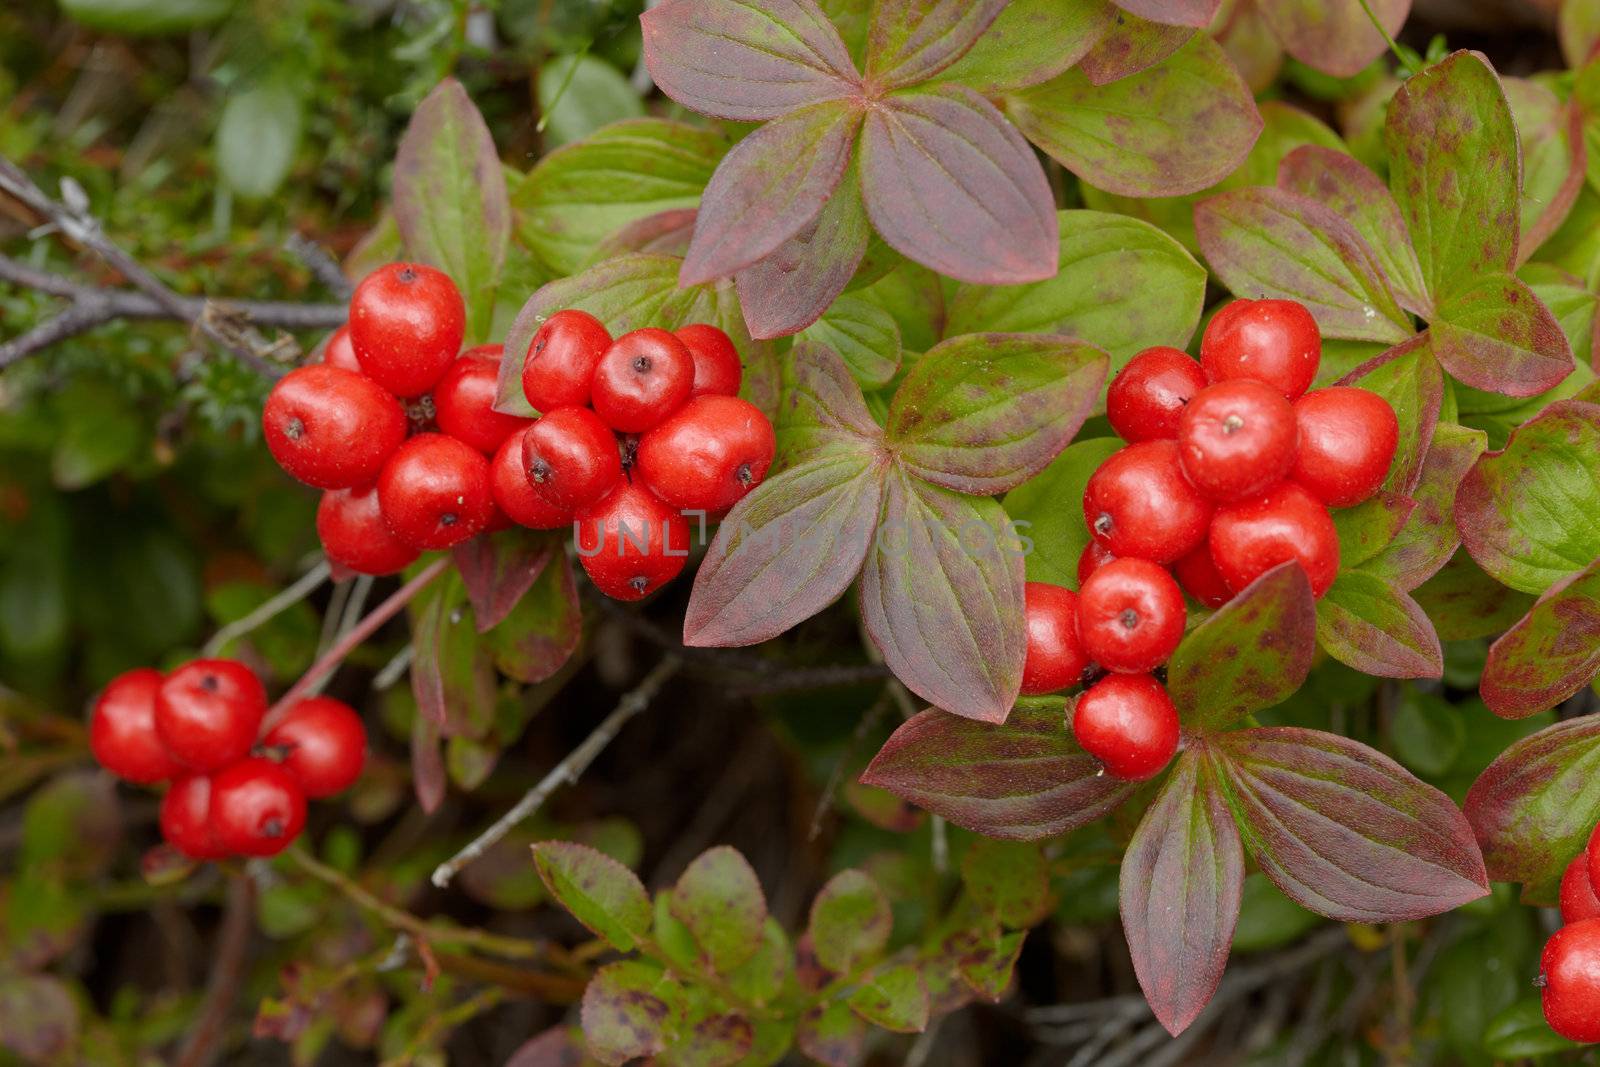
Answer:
[348,262,465,396]
[1071,673,1180,781]
[1177,379,1298,503]
[1076,558,1187,674]
[635,395,775,514]
[154,659,267,771]
[1292,387,1398,507]
[433,345,531,454]
[262,365,407,489]
[491,428,572,530]
[1200,299,1321,400]
[591,328,695,433]
[1564,855,1600,925]
[1106,346,1209,443]
[209,758,308,858]
[1173,544,1232,609]
[1209,482,1339,598]
[522,407,624,510]
[1077,541,1116,589]
[1020,583,1090,696]
[90,668,181,785]
[1542,918,1600,1042]
[522,309,612,412]
[576,482,690,600]
[317,485,419,576]
[676,323,743,397]
[263,697,367,798]
[160,775,227,860]
[320,324,360,372]
[1083,441,1212,565]
[377,433,495,549]
[1584,821,1600,898]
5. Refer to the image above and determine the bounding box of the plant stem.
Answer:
[202,561,331,657]
[172,872,256,1067]
[1356,0,1422,75]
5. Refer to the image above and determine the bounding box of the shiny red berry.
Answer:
[316,485,419,576]
[377,433,496,549]
[160,775,228,860]
[491,428,572,530]
[90,668,181,785]
[209,758,307,858]
[1583,822,1600,901]
[1077,541,1116,588]
[1106,346,1209,443]
[1542,918,1600,1042]
[1076,558,1187,674]
[433,345,532,455]
[1200,298,1321,401]
[1177,380,1298,503]
[1173,544,1232,609]
[348,262,465,397]
[1564,855,1600,925]
[1021,583,1090,695]
[1291,387,1398,507]
[1209,482,1339,598]
[319,324,360,372]
[676,323,743,397]
[1071,673,1180,781]
[591,328,694,433]
[1082,441,1212,565]
[522,309,612,412]
[576,482,690,601]
[263,697,367,799]
[262,365,407,490]
[154,659,267,772]
[635,395,775,514]
[522,407,624,511]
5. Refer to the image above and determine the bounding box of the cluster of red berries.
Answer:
[88,660,365,860]
[517,308,774,600]
[1540,828,1600,1041]
[1018,298,1399,783]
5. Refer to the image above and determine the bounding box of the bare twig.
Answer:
[202,561,331,657]
[173,872,256,1067]
[284,232,353,298]
[430,656,683,889]
[306,574,374,697]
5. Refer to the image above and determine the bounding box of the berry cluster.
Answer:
[1539,828,1600,1042]
[88,660,365,860]
[1019,299,1399,783]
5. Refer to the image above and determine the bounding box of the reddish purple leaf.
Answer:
[1315,571,1443,679]
[735,168,870,339]
[0,973,78,1064]
[640,0,860,121]
[1504,78,1586,266]
[411,578,497,735]
[797,1000,867,1067]
[1481,559,1600,718]
[411,713,446,813]
[1121,752,1243,1037]
[486,550,582,685]
[1365,422,1487,591]
[859,701,1136,840]
[1338,334,1444,496]
[1077,13,1193,85]
[1258,0,1408,79]
[591,208,698,261]
[681,101,861,286]
[451,528,556,633]
[504,1027,587,1067]
[934,0,1113,93]
[777,340,883,465]
[864,0,1007,88]
[1429,273,1575,398]
[1413,549,1536,642]
[1213,727,1488,922]
[858,83,1058,285]
[1112,0,1221,28]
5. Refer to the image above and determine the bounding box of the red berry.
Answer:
[209,758,307,858]
[317,485,419,576]
[1209,482,1339,598]
[1177,380,1298,503]
[262,365,407,490]
[90,668,181,785]
[676,323,743,397]
[591,328,695,433]
[491,428,573,530]
[1291,387,1398,507]
[263,697,366,799]
[1200,298,1321,401]
[154,659,267,772]
[1078,541,1116,588]
[522,309,612,412]
[1106,346,1209,443]
[1173,544,1232,609]
[320,324,360,372]
[522,407,624,511]
[1076,558,1187,674]
[1584,822,1600,900]
[635,395,775,514]
[1021,583,1090,695]
[1082,441,1212,564]
[1564,855,1600,925]
[433,345,532,455]
[1071,673,1180,781]
[377,433,496,549]
[1542,918,1600,1042]
[576,482,691,601]
[348,262,465,397]
[160,775,228,860]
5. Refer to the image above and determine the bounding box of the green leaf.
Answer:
[1167,563,1318,733]
[537,55,644,149]
[1229,873,1320,953]
[1316,570,1444,679]
[669,846,768,975]
[933,0,1112,93]
[960,840,1050,928]
[1364,422,1487,590]
[1333,493,1415,571]
[410,575,496,737]
[946,211,1206,367]
[51,381,142,490]
[1391,690,1465,777]
[777,340,883,465]
[1077,11,1193,85]
[1483,998,1583,1058]
[1001,437,1122,587]
[1430,273,1575,398]
[726,919,794,1007]
[1465,713,1600,886]
[809,869,891,975]
[847,963,929,1032]
[1343,334,1444,495]
[580,960,677,1065]
[796,998,866,1067]
[531,841,652,951]
[658,993,753,1067]
[886,333,1107,495]
[1480,558,1600,718]
[1522,262,1596,368]
[863,0,1005,89]
[485,551,581,684]
[57,0,231,34]
[799,295,900,388]
[1413,549,1536,642]
[953,927,1025,1001]
[1562,1,1600,69]
[215,80,301,201]
[392,78,510,342]
[1005,35,1262,198]
[1506,78,1585,259]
